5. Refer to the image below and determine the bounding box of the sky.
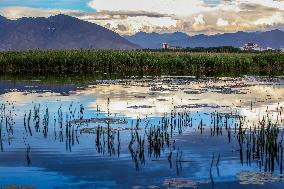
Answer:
[0,0,284,35]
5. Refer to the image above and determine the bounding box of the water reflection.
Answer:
[0,77,284,188]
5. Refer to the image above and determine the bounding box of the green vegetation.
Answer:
[144,46,243,53]
[145,46,284,53]
[0,50,284,76]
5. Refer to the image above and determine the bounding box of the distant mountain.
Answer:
[125,32,188,49]
[0,15,8,23]
[0,14,140,51]
[125,30,284,49]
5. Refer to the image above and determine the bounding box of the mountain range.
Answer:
[125,30,284,49]
[0,14,139,51]
[1,14,283,51]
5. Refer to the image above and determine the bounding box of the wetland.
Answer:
[0,75,284,188]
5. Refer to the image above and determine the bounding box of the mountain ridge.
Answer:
[0,14,140,51]
[125,30,284,49]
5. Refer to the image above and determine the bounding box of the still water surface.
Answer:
[0,76,284,189]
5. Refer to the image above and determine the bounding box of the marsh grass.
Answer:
[1,50,284,77]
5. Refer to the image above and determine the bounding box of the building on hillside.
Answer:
[170,46,182,50]
[162,43,169,49]
[265,47,274,51]
[162,43,182,50]
[240,42,262,51]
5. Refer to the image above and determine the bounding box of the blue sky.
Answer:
[0,0,283,35]
[0,0,223,10]
[0,0,94,12]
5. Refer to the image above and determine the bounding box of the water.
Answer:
[0,76,284,189]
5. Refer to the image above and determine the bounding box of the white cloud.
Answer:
[98,16,178,34]
[0,6,79,19]
[88,0,211,16]
[216,18,229,27]
[194,14,205,26]
[87,0,284,35]
[1,0,284,35]
[252,12,284,26]
[236,0,284,11]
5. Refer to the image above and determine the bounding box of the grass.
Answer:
[0,50,284,77]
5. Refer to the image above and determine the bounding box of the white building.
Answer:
[265,47,273,50]
[162,43,169,49]
[241,42,262,51]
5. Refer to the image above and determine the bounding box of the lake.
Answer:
[0,76,284,189]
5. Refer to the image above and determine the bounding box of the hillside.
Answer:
[125,30,284,49]
[0,14,140,51]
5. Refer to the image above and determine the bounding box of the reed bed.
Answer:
[0,50,284,76]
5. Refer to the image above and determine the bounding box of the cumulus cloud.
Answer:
[252,12,284,26]
[0,6,79,19]
[85,0,284,35]
[194,14,206,26]
[239,0,284,11]
[88,0,211,16]
[1,0,284,35]
[216,18,229,27]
